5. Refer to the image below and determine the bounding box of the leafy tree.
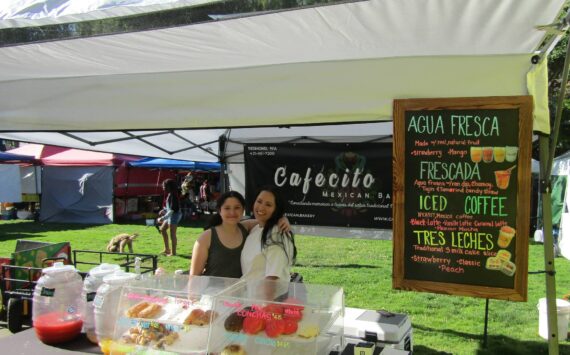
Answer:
[0,0,339,45]
[545,32,570,158]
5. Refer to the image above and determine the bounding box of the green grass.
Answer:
[1,220,570,354]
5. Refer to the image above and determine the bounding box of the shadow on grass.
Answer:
[414,324,570,354]
[476,335,570,355]
[0,221,104,242]
[176,254,191,260]
[0,219,207,242]
[295,263,378,269]
[412,346,452,355]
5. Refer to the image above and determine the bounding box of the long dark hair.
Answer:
[205,190,246,230]
[162,178,178,193]
[162,178,180,211]
[253,185,297,264]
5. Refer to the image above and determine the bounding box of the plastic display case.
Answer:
[104,276,344,355]
[208,279,344,355]
[105,275,242,354]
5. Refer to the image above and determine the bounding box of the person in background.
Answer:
[199,180,210,214]
[180,173,198,219]
[157,178,182,256]
[241,185,296,282]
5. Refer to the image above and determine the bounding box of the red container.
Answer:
[34,311,83,344]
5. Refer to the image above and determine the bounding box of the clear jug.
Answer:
[93,270,137,347]
[32,262,84,344]
[82,263,120,343]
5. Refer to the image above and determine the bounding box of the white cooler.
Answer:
[336,307,413,353]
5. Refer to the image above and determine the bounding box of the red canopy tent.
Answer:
[8,143,138,166]
[6,144,140,223]
[7,144,67,161]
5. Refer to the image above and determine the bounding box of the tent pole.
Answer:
[219,133,228,193]
[538,22,570,354]
[539,136,559,354]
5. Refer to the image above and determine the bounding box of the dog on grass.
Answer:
[106,233,138,253]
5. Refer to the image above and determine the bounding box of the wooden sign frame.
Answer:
[392,96,533,301]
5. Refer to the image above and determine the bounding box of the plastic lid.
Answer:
[537,298,570,313]
[88,263,121,278]
[102,270,138,285]
[42,261,77,274]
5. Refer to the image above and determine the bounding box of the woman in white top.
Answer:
[241,185,296,282]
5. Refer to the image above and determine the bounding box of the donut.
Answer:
[221,344,246,355]
[223,312,245,332]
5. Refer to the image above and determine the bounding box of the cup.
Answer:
[470,147,482,163]
[495,169,511,190]
[482,147,493,163]
[506,146,518,162]
[493,147,506,163]
[498,225,516,248]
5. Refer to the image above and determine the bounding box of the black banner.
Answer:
[244,143,392,229]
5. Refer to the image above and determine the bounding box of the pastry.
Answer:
[297,324,319,338]
[184,308,206,325]
[138,303,162,319]
[204,310,218,324]
[126,301,150,317]
[224,311,245,332]
[221,344,246,355]
[243,317,265,335]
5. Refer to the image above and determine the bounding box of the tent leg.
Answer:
[218,133,229,193]
[539,136,559,355]
[483,298,489,348]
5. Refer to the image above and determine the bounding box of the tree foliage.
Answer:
[546,32,570,158]
[0,0,336,45]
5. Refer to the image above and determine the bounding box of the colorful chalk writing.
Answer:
[393,97,532,301]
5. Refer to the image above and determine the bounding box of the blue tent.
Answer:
[0,151,36,162]
[128,157,220,171]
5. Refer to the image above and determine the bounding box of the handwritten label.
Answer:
[403,108,519,287]
[393,97,532,301]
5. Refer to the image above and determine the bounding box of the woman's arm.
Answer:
[240,219,258,231]
[189,230,212,275]
[240,217,292,233]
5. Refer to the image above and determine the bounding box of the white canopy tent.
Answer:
[0,0,562,141]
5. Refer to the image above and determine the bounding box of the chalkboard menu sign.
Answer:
[392,97,532,301]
